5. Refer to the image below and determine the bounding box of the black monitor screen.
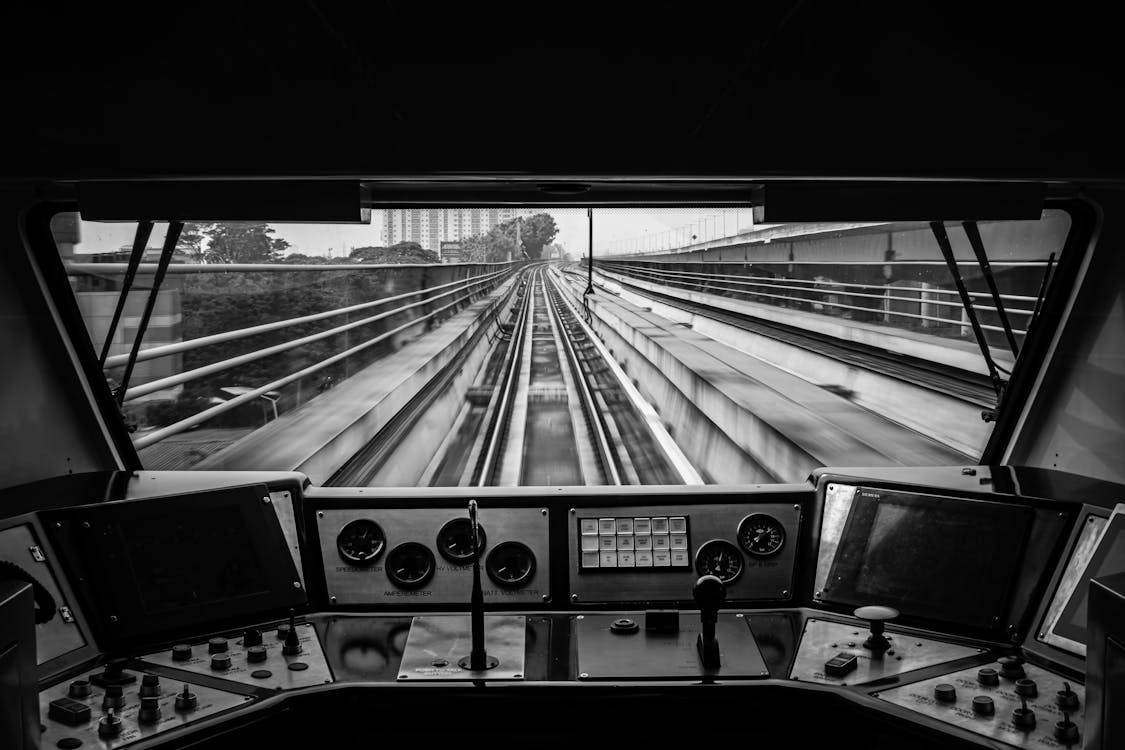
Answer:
[121,510,269,615]
[823,487,1032,629]
[1054,514,1125,646]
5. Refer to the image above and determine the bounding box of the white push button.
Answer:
[600,551,619,568]
[616,518,634,534]
[599,518,616,534]
[582,552,600,568]
[653,534,670,549]
[581,519,599,535]
[618,552,635,567]
[635,551,653,567]
[581,536,599,552]
[670,550,690,567]
[651,517,669,533]
[635,535,652,550]
[670,535,688,550]
[633,518,652,534]
[669,517,687,534]
[653,550,671,567]
[600,536,617,550]
[617,535,634,550]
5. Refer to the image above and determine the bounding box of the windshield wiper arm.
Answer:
[962,221,1020,357]
[114,221,184,405]
[98,221,154,367]
[929,222,1006,406]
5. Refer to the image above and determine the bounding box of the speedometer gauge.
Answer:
[694,540,743,584]
[737,513,786,558]
[336,519,386,565]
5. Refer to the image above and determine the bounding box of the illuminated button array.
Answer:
[580,516,689,568]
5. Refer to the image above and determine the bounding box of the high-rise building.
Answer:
[381,208,540,251]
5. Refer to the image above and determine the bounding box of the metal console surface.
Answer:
[318,507,549,605]
[879,660,1086,748]
[568,502,800,603]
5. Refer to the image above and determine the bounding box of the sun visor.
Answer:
[752,181,1046,223]
[76,181,370,223]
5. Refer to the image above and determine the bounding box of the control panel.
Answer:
[317,507,550,605]
[568,502,800,603]
[39,663,249,749]
[880,659,1085,748]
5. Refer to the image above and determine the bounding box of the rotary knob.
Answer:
[174,684,198,712]
[998,655,1025,680]
[242,628,263,647]
[977,667,1000,686]
[1012,699,1036,730]
[972,695,995,716]
[140,674,160,698]
[98,709,123,738]
[138,696,162,725]
[102,685,124,710]
[276,624,291,641]
[1056,682,1080,710]
[933,684,957,703]
[247,645,268,663]
[1014,678,1038,698]
[171,644,192,662]
[208,637,229,654]
[210,653,232,671]
[67,680,91,699]
[1054,713,1080,745]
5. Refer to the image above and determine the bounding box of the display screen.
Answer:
[1055,515,1125,645]
[121,510,269,615]
[823,487,1032,629]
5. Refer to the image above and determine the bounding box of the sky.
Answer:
[70,208,754,257]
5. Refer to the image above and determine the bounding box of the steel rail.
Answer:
[542,268,622,486]
[104,268,509,368]
[597,266,1027,336]
[601,261,1040,304]
[66,260,516,274]
[133,290,489,449]
[473,268,535,486]
[123,272,505,401]
[600,258,1050,267]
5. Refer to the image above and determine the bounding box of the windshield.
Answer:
[49,207,1071,485]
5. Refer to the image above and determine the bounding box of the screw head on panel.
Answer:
[262,497,271,504]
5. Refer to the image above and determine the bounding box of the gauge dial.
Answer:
[737,513,786,558]
[694,540,743,584]
[336,519,386,565]
[485,541,536,588]
[436,518,487,563]
[385,542,435,589]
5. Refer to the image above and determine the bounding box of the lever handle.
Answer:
[694,575,725,669]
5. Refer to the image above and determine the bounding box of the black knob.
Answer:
[1014,678,1037,698]
[140,673,160,698]
[998,655,1025,680]
[247,645,268,663]
[977,667,1000,686]
[68,680,91,699]
[101,659,127,681]
[854,605,899,652]
[242,628,263,647]
[208,637,229,654]
[934,683,957,703]
[210,653,232,671]
[171,644,192,662]
[693,575,726,617]
[972,695,995,715]
[276,624,291,641]
[138,697,161,725]
[1054,713,1080,745]
[98,709,123,738]
[1012,699,1036,729]
[102,685,124,710]
[174,684,198,712]
[1056,682,1080,710]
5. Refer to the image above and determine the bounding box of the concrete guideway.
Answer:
[557,271,970,484]
[592,268,995,457]
[195,276,519,484]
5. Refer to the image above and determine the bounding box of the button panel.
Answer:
[579,516,690,570]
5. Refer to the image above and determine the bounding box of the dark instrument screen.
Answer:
[823,487,1032,629]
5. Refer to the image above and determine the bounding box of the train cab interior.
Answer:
[3,5,1125,750]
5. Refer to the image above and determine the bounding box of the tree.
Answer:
[176,222,207,263]
[201,222,290,264]
[349,241,439,264]
[507,213,559,260]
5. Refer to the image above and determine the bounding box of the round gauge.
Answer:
[694,539,744,584]
[737,513,786,558]
[436,518,487,563]
[385,542,435,589]
[485,541,536,588]
[336,519,386,565]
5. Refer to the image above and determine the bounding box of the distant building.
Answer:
[382,208,541,252]
[439,241,463,263]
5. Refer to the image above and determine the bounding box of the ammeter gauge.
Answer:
[694,540,743,584]
[737,514,786,558]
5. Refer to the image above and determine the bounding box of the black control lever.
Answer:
[854,605,899,653]
[693,575,726,669]
[459,500,498,671]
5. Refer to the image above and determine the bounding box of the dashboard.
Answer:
[2,466,1124,749]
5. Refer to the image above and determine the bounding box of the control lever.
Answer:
[854,605,899,653]
[458,500,498,671]
[693,575,726,669]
